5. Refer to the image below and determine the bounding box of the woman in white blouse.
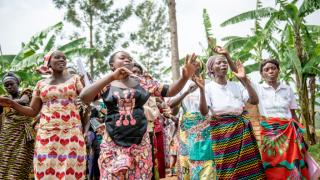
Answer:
[256,59,309,179]
[195,47,265,179]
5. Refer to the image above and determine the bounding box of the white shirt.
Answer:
[179,80,201,113]
[255,82,298,119]
[205,81,249,115]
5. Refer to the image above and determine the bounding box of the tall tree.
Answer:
[52,0,132,79]
[168,0,180,81]
[130,1,169,79]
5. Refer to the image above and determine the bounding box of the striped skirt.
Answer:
[210,115,265,180]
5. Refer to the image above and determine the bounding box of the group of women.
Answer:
[0,46,317,180]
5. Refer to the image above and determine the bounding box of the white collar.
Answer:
[211,80,229,88]
[261,82,287,91]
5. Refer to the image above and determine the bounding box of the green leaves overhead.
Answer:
[0,21,97,95]
[58,38,86,52]
[202,8,217,56]
[299,0,320,17]
[52,0,133,78]
[129,0,169,79]
[221,7,276,27]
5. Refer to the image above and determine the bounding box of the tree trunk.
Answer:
[168,0,180,81]
[299,78,316,144]
[89,1,94,79]
[294,27,316,145]
[309,76,317,143]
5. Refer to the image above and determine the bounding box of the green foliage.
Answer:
[221,0,320,143]
[202,8,217,57]
[221,7,276,27]
[0,22,96,95]
[309,143,320,163]
[130,0,169,79]
[52,0,132,79]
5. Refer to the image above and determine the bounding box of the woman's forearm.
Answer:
[11,101,40,117]
[199,89,208,115]
[166,76,189,97]
[241,78,259,105]
[224,53,238,73]
[168,91,188,108]
[80,74,114,104]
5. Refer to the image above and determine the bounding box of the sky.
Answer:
[0,0,319,66]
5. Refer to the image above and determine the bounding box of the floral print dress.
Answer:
[33,75,86,180]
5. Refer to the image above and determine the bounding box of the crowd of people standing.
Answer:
[0,47,319,180]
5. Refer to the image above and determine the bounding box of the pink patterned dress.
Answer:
[33,75,86,180]
[97,76,169,180]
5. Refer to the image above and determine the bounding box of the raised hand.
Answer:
[0,97,13,107]
[192,74,205,90]
[111,67,133,81]
[182,53,199,79]
[233,60,246,80]
[213,46,228,55]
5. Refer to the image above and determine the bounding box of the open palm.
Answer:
[233,60,246,80]
[192,75,205,90]
[182,53,199,79]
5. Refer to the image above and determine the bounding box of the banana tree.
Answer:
[220,0,320,144]
[0,22,97,95]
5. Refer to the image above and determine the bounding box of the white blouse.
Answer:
[205,81,249,115]
[255,82,298,119]
[178,80,201,113]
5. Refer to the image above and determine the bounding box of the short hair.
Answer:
[260,59,280,73]
[108,51,126,66]
[133,63,143,74]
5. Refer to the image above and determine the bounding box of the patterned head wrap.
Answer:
[36,50,57,74]
[2,72,21,85]
[206,55,226,77]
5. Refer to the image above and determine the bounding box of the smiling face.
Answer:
[48,51,67,73]
[3,78,19,95]
[109,51,134,71]
[261,62,279,82]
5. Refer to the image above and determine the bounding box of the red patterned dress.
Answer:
[33,75,86,180]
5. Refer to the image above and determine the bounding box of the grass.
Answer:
[309,143,320,164]
[308,129,320,163]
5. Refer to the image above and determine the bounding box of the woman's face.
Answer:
[111,51,133,71]
[261,62,279,82]
[49,51,67,72]
[132,66,142,76]
[211,57,228,77]
[3,79,19,95]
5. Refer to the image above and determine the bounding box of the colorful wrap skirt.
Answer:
[210,114,265,180]
[98,130,153,180]
[178,112,216,180]
[260,117,310,179]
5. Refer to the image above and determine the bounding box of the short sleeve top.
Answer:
[99,76,169,147]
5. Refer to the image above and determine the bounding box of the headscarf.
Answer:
[206,55,225,78]
[2,72,21,85]
[36,50,56,74]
